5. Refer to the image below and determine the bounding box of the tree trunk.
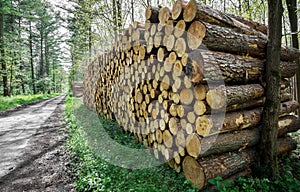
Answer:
[18,10,25,94]
[259,0,283,178]
[0,2,9,96]
[29,21,36,94]
[45,39,50,94]
[131,0,135,23]
[286,0,300,116]
[39,27,44,93]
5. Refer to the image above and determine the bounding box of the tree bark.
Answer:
[29,20,36,94]
[198,22,300,62]
[0,1,9,96]
[186,49,297,84]
[183,137,297,189]
[183,0,267,37]
[206,84,264,110]
[286,0,300,116]
[259,0,283,178]
[196,100,299,137]
[188,115,300,158]
[226,93,293,112]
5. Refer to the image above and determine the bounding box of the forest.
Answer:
[0,0,300,191]
[1,0,299,97]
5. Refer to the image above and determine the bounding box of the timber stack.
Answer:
[83,0,300,189]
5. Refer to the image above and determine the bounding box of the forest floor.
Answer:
[0,95,75,192]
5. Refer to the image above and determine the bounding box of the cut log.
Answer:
[158,7,171,24]
[226,12,268,34]
[195,115,213,136]
[186,133,201,158]
[146,6,160,23]
[278,115,300,137]
[277,136,298,156]
[183,150,255,189]
[179,88,194,105]
[183,0,267,37]
[194,84,206,101]
[163,34,175,51]
[200,100,299,136]
[157,47,167,62]
[188,115,300,159]
[219,101,297,134]
[174,20,187,38]
[187,21,206,50]
[183,137,297,189]
[172,0,188,21]
[206,84,264,110]
[174,37,187,57]
[226,93,293,112]
[163,129,173,148]
[201,23,300,62]
[165,20,174,36]
[187,49,298,84]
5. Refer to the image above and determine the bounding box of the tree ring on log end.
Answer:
[206,89,226,109]
[183,156,205,189]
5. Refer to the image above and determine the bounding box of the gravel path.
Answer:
[0,95,75,191]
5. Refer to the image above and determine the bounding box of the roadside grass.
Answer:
[0,93,60,111]
[64,95,198,192]
[64,95,300,192]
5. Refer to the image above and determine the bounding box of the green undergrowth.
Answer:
[208,159,300,192]
[64,95,300,192]
[64,95,198,192]
[206,145,300,191]
[0,93,60,110]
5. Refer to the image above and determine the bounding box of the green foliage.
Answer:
[208,159,300,192]
[64,96,198,192]
[0,93,59,110]
[0,0,67,96]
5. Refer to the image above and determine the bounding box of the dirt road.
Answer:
[0,95,75,191]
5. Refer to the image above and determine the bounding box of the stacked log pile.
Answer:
[83,0,300,189]
[72,82,84,97]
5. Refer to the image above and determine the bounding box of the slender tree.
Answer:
[29,20,36,94]
[0,0,9,96]
[259,0,283,178]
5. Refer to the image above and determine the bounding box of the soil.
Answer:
[0,95,75,192]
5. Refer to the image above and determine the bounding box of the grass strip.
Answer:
[0,93,60,111]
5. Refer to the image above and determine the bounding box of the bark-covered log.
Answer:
[183,137,297,189]
[200,22,300,62]
[196,100,299,136]
[183,0,267,37]
[185,49,298,84]
[226,12,268,34]
[206,84,264,110]
[188,115,300,158]
[278,115,300,137]
[226,93,293,112]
